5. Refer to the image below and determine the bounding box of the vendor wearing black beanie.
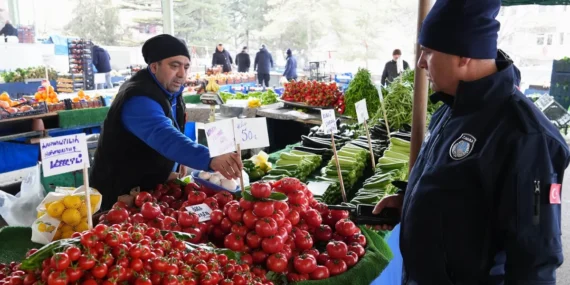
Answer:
[91,34,242,211]
[372,1,569,284]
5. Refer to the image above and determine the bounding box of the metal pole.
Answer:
[161,0,174,35]
[409,0,433,171]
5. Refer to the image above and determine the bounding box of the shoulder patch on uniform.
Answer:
[449,133,476,160]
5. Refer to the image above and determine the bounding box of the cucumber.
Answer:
[390,137,411,148]
[363,179,391,189]
[275,164,299,171]
[383,150,409,160]
[280,152,305,161]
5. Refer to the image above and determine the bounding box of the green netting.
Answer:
[57,107,109,128]
[502,0,570,5]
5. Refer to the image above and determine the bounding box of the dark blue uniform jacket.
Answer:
[400,60,569,285]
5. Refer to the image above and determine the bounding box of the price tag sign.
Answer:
[375,85,384,102]
[42,54,55,66]
[321,109,337,134]
[355,99,369,124]
[40,134,90,177]
[234,118,270,150]
[307,181,331,196]
[185,203,212,222]
[205,119,237,157]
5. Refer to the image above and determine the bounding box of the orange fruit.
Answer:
[0,93,9,101]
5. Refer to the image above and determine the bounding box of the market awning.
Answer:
[502,0,570,5]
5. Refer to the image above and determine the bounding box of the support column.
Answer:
[7,0,20,25]
[161,0,174,35]
[409,0,433,171]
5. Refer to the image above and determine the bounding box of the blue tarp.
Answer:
[42,35,73,55]
[372,224,403,284]
[0,142,39,173]
[0,81,57,97]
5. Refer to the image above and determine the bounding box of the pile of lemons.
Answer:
[38,194,101,240]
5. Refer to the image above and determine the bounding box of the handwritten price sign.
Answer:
[185,203,212,222]
[233,118,270,150]
[355,99,369,124]
[40,134,90,177]
[321,109,337,134]
[205,119,236,157]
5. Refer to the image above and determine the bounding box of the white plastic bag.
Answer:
[0,164,46,226]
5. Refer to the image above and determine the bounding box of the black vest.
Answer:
[90,68,186,210]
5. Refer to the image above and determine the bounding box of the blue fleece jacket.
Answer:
[121,71,211,172]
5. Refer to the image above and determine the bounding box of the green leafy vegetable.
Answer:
[344,68,380,119]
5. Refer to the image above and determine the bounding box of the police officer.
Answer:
[91,35,242,211]
[373,0,570,284]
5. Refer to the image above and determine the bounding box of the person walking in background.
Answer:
[212,44,233,73]
[92,45,113,89]
[0,20,17,37]
[283,49,298,81]
[381,49,410,85]
[236,46,251,73]
[254,44,274,87]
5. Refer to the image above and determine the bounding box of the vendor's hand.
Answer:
[167,172,179,181]
[210,153,242,180]
[179,165,187,178]
[370,193,404,231]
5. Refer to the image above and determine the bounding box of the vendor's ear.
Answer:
[458,57,471,68]
[149,61,160,74]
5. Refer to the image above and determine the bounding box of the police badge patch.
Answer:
[449,133,476,160]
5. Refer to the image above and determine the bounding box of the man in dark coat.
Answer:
[254,45,274,87]
[92,45,113,89]
[381,49,410,85]
[372,0,569,284]
[91,34,242,210]
[0,21,18,37]
[212,44,233,73]
[283,49,297,81]
[235,46,251,73]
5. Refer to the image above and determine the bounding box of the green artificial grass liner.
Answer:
[41,168,85,193]
[295,226,393,285]
[183,94,202,104]
[0,227,43,264]
[57,107,109,128]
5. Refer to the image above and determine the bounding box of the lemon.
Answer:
[63,196,81,209]
[75,221,89,232]
[60,223,73,233]
[61,209,81,226]
[61,230,74,239]
[38,223,47,232]
[89,195,101,206]
[44,201,53,209]
[47,201,65,218]
[53,229,62,240]
[79,204,88,217]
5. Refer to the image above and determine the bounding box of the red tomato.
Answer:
[47,271,68,285]
[50,253,70,271]
[286,210,300,226]
[266,253,288,273]
[130,258,144,272]
[187,191,207,205]
[250,182,271,199]
[239,198,253,211]
[224,233,245,252]
[288,191,307,205]
[261,236,284,254]
[140,202,161,219]
[317,252,330,265]
[135,277,153,285]
[147,218,164,230]
[314,224,332,241]
[309,265,330,280]
[105,231,122,247]
[331,233,346,242]
[276,178,301,194]
[106,207,129,225]
[274,201,289,212]
[90,264,108,279]
[303,209,322,228]
[66,266,83,282]
[253,201,274,218]
[326,241,348,259]
[182,226,202,243]
[220,217,233,233]
[227,204,244,223]
[251,250,268,264]
[78,255,95,270]
[165,263,178,275]
[294,230,314,251]
[220,279,234,285]
[152,259,168,272]
[162,216,178,231]
[335,219,357,237]
[210,209,224,225]
[214,191,234,207]
[348,243,366,258]
[303,248,320,260]
[64,246,81,262]
[242,210,259,229]
[80,232,97,248]
[325,259,347,276]
[329,210,349,223]
[282,219,293,234]
[240,254,253,266]
[22,274,36,285]
[293,255,317,274]
[343,251,359,267]
[177,212,199,228]
[203,197,219,210]
[231,223,248,236]
[270,210,285,227]
[347,233,367,247]
[255,218,278,238]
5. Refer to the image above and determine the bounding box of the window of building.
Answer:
[547,34,553,45]
[537,34,545,45]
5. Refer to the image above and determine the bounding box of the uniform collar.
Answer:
[429,61,517,115]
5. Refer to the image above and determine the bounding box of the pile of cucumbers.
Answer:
[317,144,370,204]
[350,137,411,205]
[261,150,322,182]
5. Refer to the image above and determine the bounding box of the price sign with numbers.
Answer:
[534,94,554,111]
[204,119,236,157]
[321,109,337,134]
[185,203,212,222]
[355,99,369,124]
[233,118,270,150]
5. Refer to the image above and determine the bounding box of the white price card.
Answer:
[320,109,337,134]
[40,134,90,177]
[355,99,369,124]
[535,94,554,111]
[234,118,270,150]
[307,181,331,196]
[205,119,237,157]
[185,203,212,222]
[375,84,384,102]
[42,54,55,66]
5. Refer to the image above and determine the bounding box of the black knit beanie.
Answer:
[142,34,190,64]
